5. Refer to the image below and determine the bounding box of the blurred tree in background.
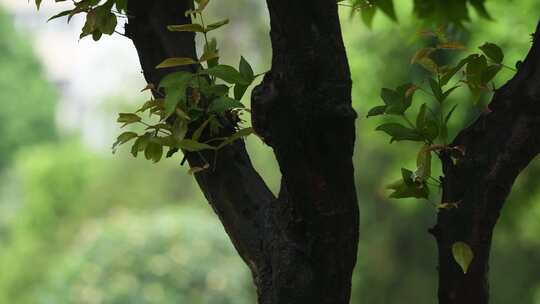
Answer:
[0,9,56,170]
[1,1,540,303]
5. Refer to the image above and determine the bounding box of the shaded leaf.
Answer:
[452,242,474,274]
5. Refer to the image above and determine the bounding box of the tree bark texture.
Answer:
[432,22,540,304]
[125,1,359,303]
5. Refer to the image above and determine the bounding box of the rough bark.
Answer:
[431,22,540,304]
[125,1,359,303]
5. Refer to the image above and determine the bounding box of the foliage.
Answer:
[340,0,491,27]
[368,32,510,201]
[38,207,254,304]
[114,0,256,167]
[44,0,257,169]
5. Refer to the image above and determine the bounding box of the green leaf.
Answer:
[167,24,205,33]
[360,4,377,28]
[131,133,152,157]
[204,65,250,85]
[159,71,193,89]
[375,0,397,21]
[112,132,138,150]
[445,104,458,124]
[234,84,249,100]
[156,57,198,69]
[442,86,460,102]
[440,55,475,86]
[381,86,412,115]
[164,88,186,118]
[144,142,163,163]
[376,123,423,142]
[202,84,230,98]
[208,96,244,114]
[48,9,73,22]
[479,42,504,63]
[205,19,229,32]
[452,242,474,274]
[176,139,216,152]
[481,65,502,84]
[466,55,488,89]
[95,6,117,35]
[136,99,164,113]
[366,105,387,117]
[217,128,255,149]
[239,56,255,80]
[117,113,141,124]
[416,104,439,142]
[192,117,212,141]
[387,168,430,199]
[429,78,443,102]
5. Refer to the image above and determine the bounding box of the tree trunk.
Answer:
[125,1,359,303]
[431,22,540,304]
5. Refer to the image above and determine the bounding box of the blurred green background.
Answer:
[0,1,539,303]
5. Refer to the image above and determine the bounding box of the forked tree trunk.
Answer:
[125,1,359,303]
[431,22,540,304]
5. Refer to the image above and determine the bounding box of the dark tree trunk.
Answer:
[431,22,540,304]
[125,1,359,303]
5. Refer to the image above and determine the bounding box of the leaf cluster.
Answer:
[111,0,256,170]
[41,0,126,41]
[341,0,491,28]
[368,32,509,199]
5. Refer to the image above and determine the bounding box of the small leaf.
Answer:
[117,113,141,126]
[376,123,423,142]
[167,24,205,33]
[416,104,439,142]
[176,139,216,152]
[208,96,244,114]
[192,117,212,141]
[145,142,163,163]
[452,242,474,274]
[234,84,249,100]
[429,78,443,102]
[445,104,459,124]
[205,19,229,32]
[217,128,254,149]
[375,0,397,21]
[159,71,193,89]
[386,168,429,199]
[239,56,255,80]
[360,4,376,28]
[48,9,73,22]
[156,57,198,69]
[204,65,250,85]
[440,55,475,86]
[131,133,152,157]
[163,88,185,118]
[479,42,504,63]
[112,132,138,150]
[366,105,387,117]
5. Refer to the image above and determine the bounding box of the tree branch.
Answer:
[432,21,540,304]
[125,0,275,284]
[125,1,359,303]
